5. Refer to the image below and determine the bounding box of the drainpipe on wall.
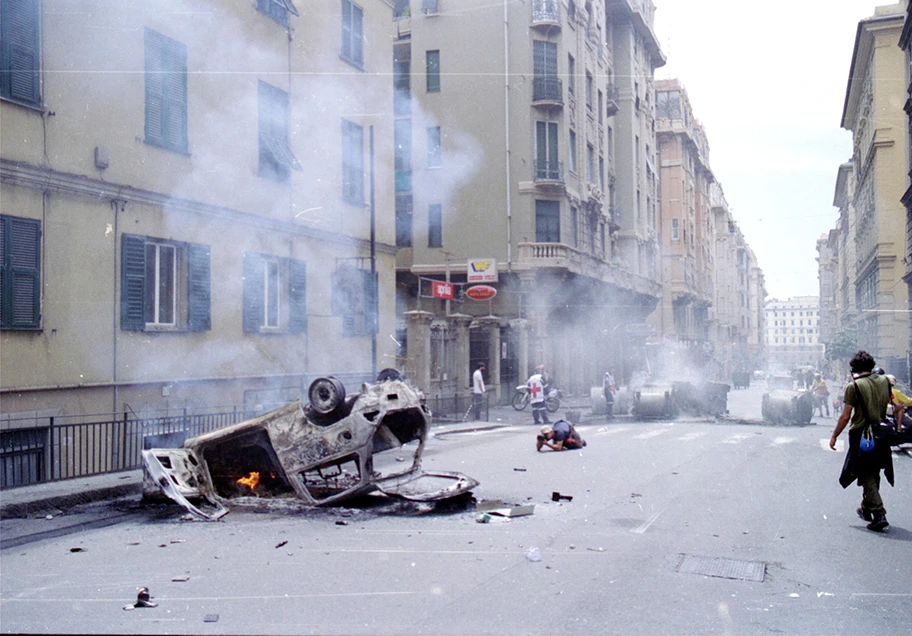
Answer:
[504,0,512,270]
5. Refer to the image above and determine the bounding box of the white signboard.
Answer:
[467,258,498,283]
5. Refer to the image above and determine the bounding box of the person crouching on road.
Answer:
[537,421,586,451]
[527,368,550,425]
[829,350,894,532]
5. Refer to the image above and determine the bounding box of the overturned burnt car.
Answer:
[142,372,479,520]
[761,389,815,425]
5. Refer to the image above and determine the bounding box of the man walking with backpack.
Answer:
[829,351,894,532]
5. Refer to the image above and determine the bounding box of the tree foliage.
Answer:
[826,325,858,360]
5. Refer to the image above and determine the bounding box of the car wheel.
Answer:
[308,377,346,415]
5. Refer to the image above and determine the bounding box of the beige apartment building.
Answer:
[710,183,766,379]
[765,297,824,370]
[901,1,912,360]
[652,80,713,368]
[1,1,399,426]
[392,0,666,400]
[838,2,909,376]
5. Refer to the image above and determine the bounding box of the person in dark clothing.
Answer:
[830,351,894,532]
[537,420,586,451]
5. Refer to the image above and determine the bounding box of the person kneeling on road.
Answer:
[537,420,586,451]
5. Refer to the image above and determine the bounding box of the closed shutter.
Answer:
[0,216,41,328]
[144,30,165,145]
[144,29,187,152]
[242,253,264,333]
[187,243,211,332]
[121,234,147,331]
[363,269,378,335]
[1,0,40,106]
[288,258,307,334]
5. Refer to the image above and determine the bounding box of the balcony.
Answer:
[532,76,563,108]
[605,84,619,117]
[516,242,661,298]
[534,159,563,186]
[531,0,561,29]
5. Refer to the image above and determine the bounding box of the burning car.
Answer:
[142,371,479,520]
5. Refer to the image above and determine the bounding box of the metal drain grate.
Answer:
[675,554,766,582]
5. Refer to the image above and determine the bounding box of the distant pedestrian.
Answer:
[603,370,617,419]
[527,368,550,426]
[811,374,830,417]
[472,363,486,421]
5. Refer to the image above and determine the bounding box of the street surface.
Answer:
[2,381,911,635]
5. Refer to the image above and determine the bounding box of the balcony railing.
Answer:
[605,84,619,117]
[534,159,563,183]
[532,76,563,106]
[532,0,561,27]
[516,242,661,298]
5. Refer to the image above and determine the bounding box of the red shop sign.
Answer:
[465,285,497,301]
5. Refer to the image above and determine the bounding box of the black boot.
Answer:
[856,506,873,522]
[867,513,889,532]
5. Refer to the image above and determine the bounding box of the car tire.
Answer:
[308,377,346,415]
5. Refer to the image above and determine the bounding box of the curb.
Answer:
[1,476,142,519]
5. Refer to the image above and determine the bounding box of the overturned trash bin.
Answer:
[143,372,479,519]
[761,389,814,425]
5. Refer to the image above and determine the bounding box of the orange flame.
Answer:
[237,471,260,491]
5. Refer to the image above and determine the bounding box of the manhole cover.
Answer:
[675,554,765,582]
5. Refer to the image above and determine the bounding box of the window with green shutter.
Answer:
[121,234,210,332]
[0,215,41,329]
[0,0,41,107]
[144,29,188,153]
[331,264,377,337]
[256,0,299,25]
[243,253,307,334]
[341,0,363,68]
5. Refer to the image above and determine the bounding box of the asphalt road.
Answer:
[2,383,911,635]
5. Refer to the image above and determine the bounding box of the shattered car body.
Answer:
[761,389,815,425]
[142,374,479,519]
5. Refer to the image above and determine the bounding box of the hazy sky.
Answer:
[652,0,884,301]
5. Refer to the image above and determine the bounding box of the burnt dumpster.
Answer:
[632,384,677,419]
[142,372,479,519]
[673,381,730,417]
[761,389,815,425]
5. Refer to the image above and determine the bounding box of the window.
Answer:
[342,119,364,203]
[144,29,188,153]
[0,215,40,329]
[257,0,299,25]
[598,89,603,124]
[567,54,575,95]
[393,46,411,116]
[341,0,363,68]
[426,50,440,92]
[599,156,604,190]
[332,264,377,337]
[259,81,300,181]
[428,204,442,247]
[427,126,441,168]
[585,71,593,111]
[532,41,559,101]
[535,200,560,243]
[671,217,680,241]
[586,143,594,183]
[568,129,577,173]
[570,206,579,247]
[121,234,210,332]
[535,121,559,180]
[394,119,411,192]
[243,253,307,334]
[396,195,413,247]
[1,0,40,106]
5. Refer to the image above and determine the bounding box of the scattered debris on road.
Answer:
[551,491,573,502]
[123,587,157,610]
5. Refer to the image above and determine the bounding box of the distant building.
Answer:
[765,297,823,370]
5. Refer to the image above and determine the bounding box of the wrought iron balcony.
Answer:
[532,0,561,28]
[532,76,563,107]
[534,159,563,183]
[605,84,619,117]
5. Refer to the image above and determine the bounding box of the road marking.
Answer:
[631,502,670,534]
[634,429,669,440]
[677,432,707,441]
[595,427,629,435]
[722,434,753,444]
[769,437,795,446]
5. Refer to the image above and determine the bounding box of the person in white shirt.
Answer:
[472,363,486,421]
[527,368,550,425]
